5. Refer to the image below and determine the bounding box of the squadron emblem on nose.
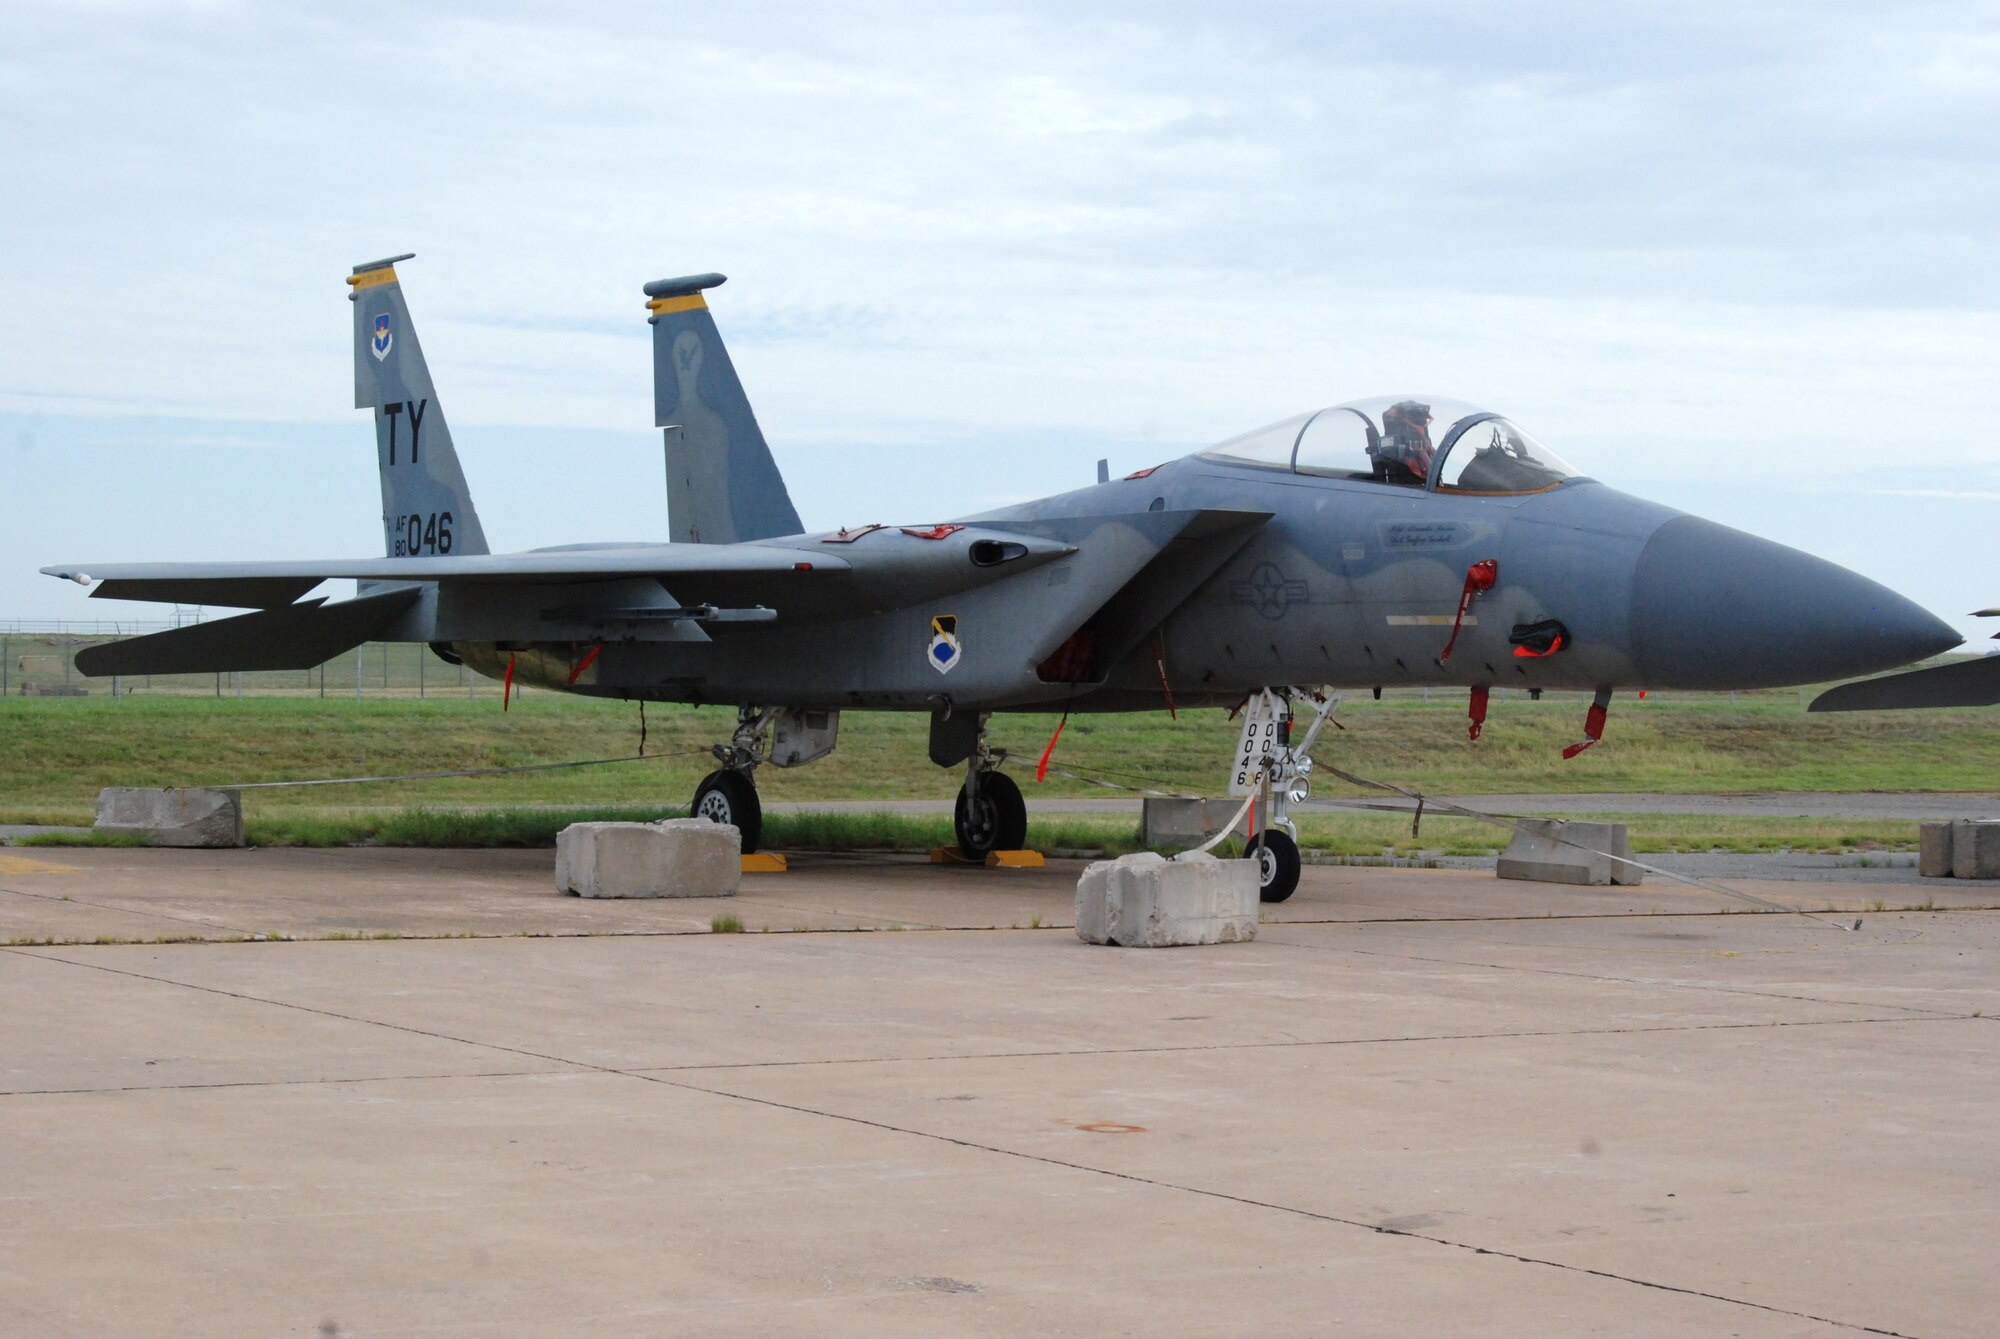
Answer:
[928,614,961,674]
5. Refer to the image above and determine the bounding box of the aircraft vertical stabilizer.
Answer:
[645,273,803,544]
[348,255,490,558]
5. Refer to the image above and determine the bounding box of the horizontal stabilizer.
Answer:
[91,576,324,609]
[74,587,422,677]
[1808,657,2000,712]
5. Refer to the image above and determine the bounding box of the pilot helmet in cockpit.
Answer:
[1372,400,1436,483]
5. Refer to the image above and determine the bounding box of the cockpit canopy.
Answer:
[1200,395,1578,494]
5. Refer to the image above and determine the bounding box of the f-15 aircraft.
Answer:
[46,256,1960,900]
[1810,610,2000,711]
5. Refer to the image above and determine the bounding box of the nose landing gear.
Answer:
[1250,828,1302,903]
[1233,687,1340,903]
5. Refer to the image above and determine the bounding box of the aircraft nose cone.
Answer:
[1630,516,1959,689]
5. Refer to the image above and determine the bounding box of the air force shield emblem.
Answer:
[928,614,961,674]
[370,313,393,362]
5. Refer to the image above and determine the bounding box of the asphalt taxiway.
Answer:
[1,847,1995,1337]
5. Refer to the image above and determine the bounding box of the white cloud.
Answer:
[0,0,1994,626]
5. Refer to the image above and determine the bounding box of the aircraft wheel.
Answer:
[955,770,1027,859]
[1252,829,1301,903]
[691,769,763,854]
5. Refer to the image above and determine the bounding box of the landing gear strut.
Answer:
[1232,687,1341,903]
[689,705,841,855]
[952,716,1026,859]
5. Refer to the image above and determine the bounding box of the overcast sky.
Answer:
[3,1,1996,640]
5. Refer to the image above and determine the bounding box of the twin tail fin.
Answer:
[645,273,803,544]
[348,255,490,558]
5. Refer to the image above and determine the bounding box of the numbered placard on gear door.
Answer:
[1231,690,1290,795]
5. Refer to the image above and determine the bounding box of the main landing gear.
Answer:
[689,705,840,855]
[691,768,762,853]
[932,709,1026,860]
[955,766,1026,860]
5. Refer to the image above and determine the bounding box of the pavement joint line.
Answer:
[8,940,1980,1086]
[0,883,259,938]
[0,943,1938,1335]
[622,1013,1968,1075]
[7,940,1970,1099]
[632,1071,1925,1339]
[1269,903,2000,927]
[0,1067,574,1099]
[1256,933,1986,1022]
[0,925,973,947]
[0,947,600,1073]
[1,907,1966,949]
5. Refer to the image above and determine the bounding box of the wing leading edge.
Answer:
[45,544,853,606]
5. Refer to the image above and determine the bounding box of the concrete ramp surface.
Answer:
[0,850,1994,1337]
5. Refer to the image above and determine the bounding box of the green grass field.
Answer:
[2,686,1993,851]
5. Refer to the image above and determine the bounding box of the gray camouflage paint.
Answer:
[349,256,490,559]
[51,259,1960,719]
[645,273,803,545]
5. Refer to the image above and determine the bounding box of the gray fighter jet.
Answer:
[1810,610,2000,711]
[45,256,1960,899]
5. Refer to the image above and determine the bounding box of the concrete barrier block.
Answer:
[1076,850,1259,947]
[94,787,244,848]
[1608,827,1644,886]
[1919,822,1955,878]
[556,819,740,898]
[1496,819,1639,887]
[1140,798,1249,849]
[1950,820,2000,881]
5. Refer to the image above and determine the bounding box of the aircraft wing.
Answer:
[48,526,1084,677]
[1808,656,2000,711]
[44,544,851,609]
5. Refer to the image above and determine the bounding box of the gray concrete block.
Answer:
[1076,850,1258,947]
[1920,822,1955,878]
[94,787,244,848]
[1140,798,1249,849]
[556,819,740,899]
[1950,819,2000,881]
[1496,819,1640,887]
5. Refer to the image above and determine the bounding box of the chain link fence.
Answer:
[1,622,510,700]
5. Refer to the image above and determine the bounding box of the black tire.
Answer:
[691,769,763,854]
[1251,828,1301,903]
[954,770,1027,859]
